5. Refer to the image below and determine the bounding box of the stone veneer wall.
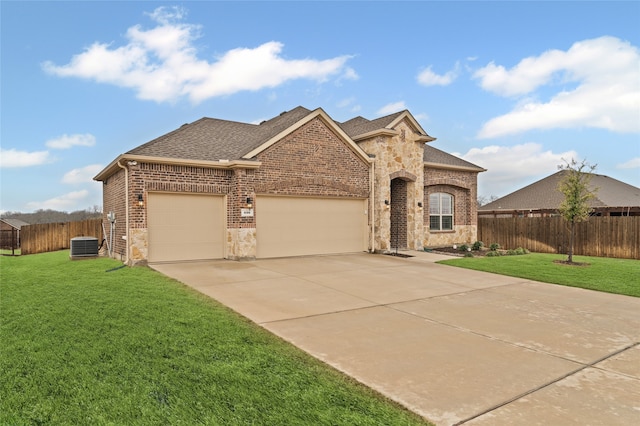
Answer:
[357,119,426,252]
[423,166,479,247]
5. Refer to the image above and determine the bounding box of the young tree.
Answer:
[557,159,598,263]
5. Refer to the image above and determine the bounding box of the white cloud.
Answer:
[0,148,52,168]
[413,113,430,123]
[457,143,577,196]
[26,190,90,211]
[62,164,103,184]
[42,6,354,104]
[377,101,407,116]
[337,97,361,113]
[617,157,640,169]
[46,133,96,149]
[474,36,640,138]
[417,63,459,86]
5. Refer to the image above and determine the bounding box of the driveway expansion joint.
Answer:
[453,341,640,425]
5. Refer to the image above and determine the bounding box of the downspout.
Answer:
[369,156,376,253]
[116,160,129,264]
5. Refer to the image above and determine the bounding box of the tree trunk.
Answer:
[568,221,575,263]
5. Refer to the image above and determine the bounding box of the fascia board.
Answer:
[386,111,434,141]
[350,128,398,141]
[423,161,487,173]
[93,154,261,181]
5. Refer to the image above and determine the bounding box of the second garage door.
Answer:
[148,193,225,262]
[256,196,368,258]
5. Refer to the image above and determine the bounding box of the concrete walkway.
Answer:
[151,252,640,425]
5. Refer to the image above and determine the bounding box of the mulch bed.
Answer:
[553,260,590,267]
[427,247,489,257]
[384,252,414,258]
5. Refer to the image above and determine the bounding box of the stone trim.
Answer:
[389,170,417,182]
[425,178,472,190]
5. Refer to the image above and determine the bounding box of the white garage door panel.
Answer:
[148,193,225,262]
[257,196,367,258]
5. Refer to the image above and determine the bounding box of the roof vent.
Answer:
[70,236,99,259]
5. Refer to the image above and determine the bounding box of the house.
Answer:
[0,218,29,248]
[94,107,485,264]
[478,170,640,217]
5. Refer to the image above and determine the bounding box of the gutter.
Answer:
[94,154,262,182]
[424,161,487,173]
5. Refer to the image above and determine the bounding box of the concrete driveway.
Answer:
[151,252,640,425]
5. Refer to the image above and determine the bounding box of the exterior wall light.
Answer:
[137,193,144,207]
[384,200,390,205]
[418,202,423,208]
[246,197,253,208]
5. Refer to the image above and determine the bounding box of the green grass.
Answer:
[1,251,430,426]
[438,253,640,297]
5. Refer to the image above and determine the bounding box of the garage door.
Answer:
[257,196,368,258]
[148,193,225,262]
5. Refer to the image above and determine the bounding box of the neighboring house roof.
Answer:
[1,218,29,230]
[479,170,640,212]
[423,145,486,172]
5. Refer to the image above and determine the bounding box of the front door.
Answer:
[390,178,407,249]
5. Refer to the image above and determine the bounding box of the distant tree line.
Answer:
[1,206,102,224]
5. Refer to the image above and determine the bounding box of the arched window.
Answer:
[429,193,453,231]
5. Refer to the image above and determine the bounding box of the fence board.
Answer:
[21,219,103,255]
[478,216,639,260]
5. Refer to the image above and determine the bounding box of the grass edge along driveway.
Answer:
[1,251,430,426]
[438,253,639,297]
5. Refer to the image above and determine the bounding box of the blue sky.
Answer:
[2,1,639,213]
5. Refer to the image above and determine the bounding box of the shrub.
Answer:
[458,244,470,252]
[472,241,484,251]
[486,250,500,257]
[515,247,525,255]
[507,249,517,256]
[464,252,474,257]
[489,243,500,251]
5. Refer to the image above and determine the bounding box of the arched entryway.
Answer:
[390,178,408,249]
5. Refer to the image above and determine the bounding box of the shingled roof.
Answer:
[1,218,29,230]
[423,145,485,171]
[339,111,406,137]
[100,106,478,176]
[479,171,640,212]
[127,106,312,161]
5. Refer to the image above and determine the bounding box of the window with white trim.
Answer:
[429,193,453,231]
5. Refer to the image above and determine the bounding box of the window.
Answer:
[429,193,453,231]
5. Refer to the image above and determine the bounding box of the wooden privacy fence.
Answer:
[478,216,640,260]
[20,219,103,255]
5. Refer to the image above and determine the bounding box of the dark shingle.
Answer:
[127,106,312,161]
[339,111,406,138]
[480,171,640,211]
[424,144,485,171]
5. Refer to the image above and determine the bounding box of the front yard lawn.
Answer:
[438,253,639,297]
[1,251,429,425]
